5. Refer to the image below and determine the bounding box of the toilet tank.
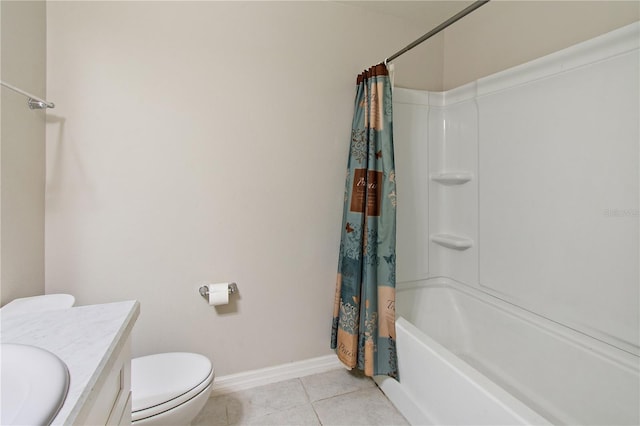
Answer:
[1,294,76,316]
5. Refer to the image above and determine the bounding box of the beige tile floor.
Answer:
[192,368,409,426]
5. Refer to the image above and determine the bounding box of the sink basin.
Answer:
[1,343,69,425]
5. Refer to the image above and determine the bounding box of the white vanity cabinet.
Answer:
[75,337,133,425]
[0,300,139,426]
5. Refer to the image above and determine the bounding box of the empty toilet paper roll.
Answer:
[208,283,229,306]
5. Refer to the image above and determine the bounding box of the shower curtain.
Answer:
[331,63,397,378]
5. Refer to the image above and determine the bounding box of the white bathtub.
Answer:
[374,279,640,425]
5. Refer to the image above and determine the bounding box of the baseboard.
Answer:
[211,354,344,396]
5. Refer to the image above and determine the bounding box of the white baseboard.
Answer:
[211,354,344,396]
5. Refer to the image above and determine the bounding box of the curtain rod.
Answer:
[0,80,55,109]
[385,0,490,64]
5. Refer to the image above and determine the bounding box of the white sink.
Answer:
[1,343,70,425]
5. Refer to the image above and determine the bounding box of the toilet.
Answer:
[0,294,214,425]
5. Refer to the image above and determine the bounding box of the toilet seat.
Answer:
[131,352,214,423]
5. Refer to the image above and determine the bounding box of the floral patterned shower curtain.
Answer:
[331,63,397,378]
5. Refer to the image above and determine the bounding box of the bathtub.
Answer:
[374,279,640,425]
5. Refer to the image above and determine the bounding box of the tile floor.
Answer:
[192,368,409,426]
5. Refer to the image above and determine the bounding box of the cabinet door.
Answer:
[76,337,132,425]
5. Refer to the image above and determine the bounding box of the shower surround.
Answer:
[377,22,639,425]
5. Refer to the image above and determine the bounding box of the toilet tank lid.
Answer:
[131,352,213,412]
[1,294,76,316]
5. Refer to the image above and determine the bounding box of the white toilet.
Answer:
[1,294,214,426]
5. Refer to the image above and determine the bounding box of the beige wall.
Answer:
[45,1,432,375]
[394,32,444,91]
[443,1,640,90]
[42,0,639,376]
[0,1,46,305]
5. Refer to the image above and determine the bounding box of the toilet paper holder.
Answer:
[199,282,238,300]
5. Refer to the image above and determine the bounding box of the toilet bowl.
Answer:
[1,294,214,425]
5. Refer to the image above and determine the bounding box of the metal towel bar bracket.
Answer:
[1,80,55,109]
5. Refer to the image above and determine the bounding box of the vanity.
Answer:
[1,300,139,425]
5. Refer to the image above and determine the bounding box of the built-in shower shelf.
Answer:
[430,172,473,185]
[430,234,473,250]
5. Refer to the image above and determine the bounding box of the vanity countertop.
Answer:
[0,300,140,425]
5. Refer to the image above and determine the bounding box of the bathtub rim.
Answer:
[375,316,553,426]
[383,279,639,424]
[396,277,640,373]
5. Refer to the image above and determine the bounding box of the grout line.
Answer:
[298,377,313,404]
[308,379,377,404]
[311,402,324,426]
